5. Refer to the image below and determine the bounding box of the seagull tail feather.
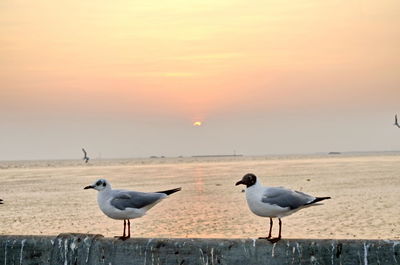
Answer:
[306,196,331,205]
[156,187,182,195]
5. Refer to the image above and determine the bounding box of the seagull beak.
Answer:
[84,185,94,190]
[235,180,244,186]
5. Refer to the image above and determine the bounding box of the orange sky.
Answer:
[1,0,400,159]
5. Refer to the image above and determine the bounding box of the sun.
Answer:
[193,121,202,127]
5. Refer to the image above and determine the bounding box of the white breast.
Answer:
[245,184,293,218]
[97,191,146,220]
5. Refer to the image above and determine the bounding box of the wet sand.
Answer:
[0,154,399,239]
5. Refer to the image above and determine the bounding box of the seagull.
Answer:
[236,173,330,243]
[394,114,400,128]
[84,179,181,240]
[82,148,89,163]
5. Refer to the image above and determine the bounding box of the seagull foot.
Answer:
[258,236,271,240]
[267,237,281,243]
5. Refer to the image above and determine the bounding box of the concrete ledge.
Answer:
[0,234,399,265]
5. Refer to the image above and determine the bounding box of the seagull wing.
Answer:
[261,187,315,210]
[395,115,400,127]
[82,148,87,157]
[110,190,166,210]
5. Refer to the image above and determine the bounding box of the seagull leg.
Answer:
[123,219,126,238]
[268,218,282,243]
[268,217,273,238]
[259,218,273,239]
[116,220,128,240]
[127,219,131,239]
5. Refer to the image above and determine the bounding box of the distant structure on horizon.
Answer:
[328,152,341,155]
[394,114,400,128]
[192,154,244,158]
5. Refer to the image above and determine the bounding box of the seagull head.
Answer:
[84,179,111,191]
[235,173,257,188]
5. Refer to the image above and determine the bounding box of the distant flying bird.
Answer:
[84,179,181,240]
[0,199,3,204]
[236,173,330,243]
[394,114,400,128]
[82,148,89,163]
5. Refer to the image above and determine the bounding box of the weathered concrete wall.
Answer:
[0,234,399,265]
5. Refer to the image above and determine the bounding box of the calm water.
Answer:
[0,152,399,239]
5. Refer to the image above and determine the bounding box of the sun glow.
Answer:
[193,121,202,127]
[1,0,398,124]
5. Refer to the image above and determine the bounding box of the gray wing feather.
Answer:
[110,190,165,210]
[261,187,315,209]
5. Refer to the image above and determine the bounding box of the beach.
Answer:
[0,153,399,240]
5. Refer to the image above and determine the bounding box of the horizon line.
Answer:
[1,150,400,163]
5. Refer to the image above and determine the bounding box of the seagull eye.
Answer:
[96,180,102,186]
[103,182,106,187]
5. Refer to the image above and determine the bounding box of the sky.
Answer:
[1,0,400,160]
